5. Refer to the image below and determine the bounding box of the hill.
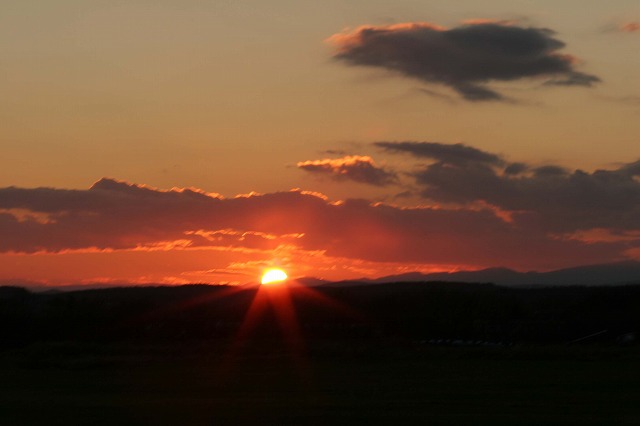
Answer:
[1,281,639,345]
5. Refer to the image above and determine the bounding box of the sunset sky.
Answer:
[1,0,639,286]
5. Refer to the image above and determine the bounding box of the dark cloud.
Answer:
[532,165,569,177]
[297,155,397,186]
[454,83,505,101]
[620,161,640,175]
[329,21,600,101]
[544,72,601,87]
[504,162,529,175]
[375,141,505,166]
[376,142,640,232]
[0,178,632,270]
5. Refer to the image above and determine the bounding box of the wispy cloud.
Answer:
[375,141,505,166]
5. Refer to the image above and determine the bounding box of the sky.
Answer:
[1,0,639,286]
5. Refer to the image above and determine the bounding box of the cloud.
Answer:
[297,155,397,186]
[328,21,600,101]
[377,142,640,233]
[620,22,640,33]
[504,162,529,175]
[0,178,634,270]
[375,141,505,166]
[600,95,640,105]
[543,72,600,87]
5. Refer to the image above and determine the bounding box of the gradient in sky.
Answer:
[1,1,639,286]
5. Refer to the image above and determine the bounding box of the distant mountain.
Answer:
[5,261,640,292]
[326,261,640,287]
[294,276,332,287]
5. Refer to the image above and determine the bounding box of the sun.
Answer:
[261,268,288,285]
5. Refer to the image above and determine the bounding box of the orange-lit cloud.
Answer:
[0,177,635,280]
[297,155,397,186]
[558,229,640,244]
[329,20,600,101]
[327,22,446,50]
[620,22,640,33]
[0,242,476,287]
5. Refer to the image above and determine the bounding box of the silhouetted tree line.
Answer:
[1,282,639,346]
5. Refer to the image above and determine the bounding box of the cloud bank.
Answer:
[0,177,636,271]
[329,21,600,101]
[376,141,640,234]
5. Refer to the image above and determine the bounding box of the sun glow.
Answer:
[261,268,288,285]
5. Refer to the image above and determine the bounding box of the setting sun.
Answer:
[261,268,288,285]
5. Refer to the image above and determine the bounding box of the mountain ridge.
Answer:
[4,261,640,291]
[320,260,640,287]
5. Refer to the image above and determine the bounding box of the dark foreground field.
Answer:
[1,282,639,425]
[1,341,639,425]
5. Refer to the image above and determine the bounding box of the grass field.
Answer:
[1,340,638,425]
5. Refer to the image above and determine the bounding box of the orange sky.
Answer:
[1,1,639,286]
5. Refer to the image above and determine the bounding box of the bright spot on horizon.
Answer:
[261,268,288,285]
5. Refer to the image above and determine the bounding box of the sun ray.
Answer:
[218,276,368,385]
[264,284,309,376]
[288,280,367,323]
[113,285,247,332]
